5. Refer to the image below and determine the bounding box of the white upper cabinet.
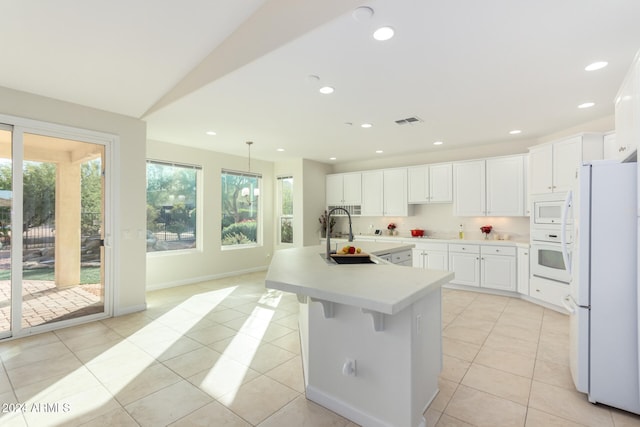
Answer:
[408,163,453,204]
[614,51,640,161]
[361,168,409,216]
[453,160,486,216]
[326,172,362,206]
[361,171,384,216]
[528,134,603,195]
[486,155,525,216]
[383,168,408,216]
[453,155,526,217]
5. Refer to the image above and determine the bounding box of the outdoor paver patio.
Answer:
[0,280,103,331]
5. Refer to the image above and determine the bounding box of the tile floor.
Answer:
[0,271,639,426]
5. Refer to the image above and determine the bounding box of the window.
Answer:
[146,160,200,252]
[277,176,293,244]
[221,170,261,247]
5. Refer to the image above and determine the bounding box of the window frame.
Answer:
[146,159,201,254]
[277,175,293,245]
[221,169,262,249]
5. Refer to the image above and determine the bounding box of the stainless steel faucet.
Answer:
[326,207,354,259]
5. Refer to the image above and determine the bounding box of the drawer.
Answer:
[392,250,412,264]
[481,245,516,256]
[448,244,480,254]
[529,277,568,308]
[413,242,448,252]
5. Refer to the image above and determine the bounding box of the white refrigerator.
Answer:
[562,160,640,414]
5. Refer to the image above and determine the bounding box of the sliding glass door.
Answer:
[0,123,110,339]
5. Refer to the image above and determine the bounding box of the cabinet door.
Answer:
[528,145,553,195]
[449,252,480,287]
[552,136,581,193]
[408,166,429,203]
[383,169,408,216]
[361,171,384,216]
[412,249,425,268]
[453,160,485,216]
[326,174,344,205]
[429,163,453,203]
[481,254,516,291]
[486,156,524,216]
[426,251,448,271]
[517,247,529,295]
[342,173,362,205]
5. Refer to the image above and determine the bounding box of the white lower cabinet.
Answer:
[480,246,516,291]
[449,244,517,291]
[412,243,448,271]
[448,244,481,287]
[517,247,529,295]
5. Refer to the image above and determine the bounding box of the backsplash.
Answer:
[331,203,530,241]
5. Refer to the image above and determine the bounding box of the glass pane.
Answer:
[278,176,293,244]
[21,133,104,328]
[146,162,198,252]
[0,128,11,336]
[538,248,565,270]
[538,204,561,219]
[221,172,260,246]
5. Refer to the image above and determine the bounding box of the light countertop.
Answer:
[265,242,454,315]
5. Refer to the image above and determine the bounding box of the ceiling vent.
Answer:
[395,116,423,125]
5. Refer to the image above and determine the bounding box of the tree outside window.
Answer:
[146,161,199,252]
[277,176,293,244]
[221,171,260,246]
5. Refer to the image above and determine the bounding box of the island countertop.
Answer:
[265,242,453,315]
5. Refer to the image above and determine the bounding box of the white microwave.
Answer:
[532,193,572,226]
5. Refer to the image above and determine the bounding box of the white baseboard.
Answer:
[113,303,147,316]
[145,266,268,291]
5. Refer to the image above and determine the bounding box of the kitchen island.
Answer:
[265,242,453,427]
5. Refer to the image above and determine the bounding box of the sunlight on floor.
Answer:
[6,285,239,424]
[209,292,282,405]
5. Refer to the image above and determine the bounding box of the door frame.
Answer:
[0,113,116,339]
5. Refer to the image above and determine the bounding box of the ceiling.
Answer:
[2,0,640,164]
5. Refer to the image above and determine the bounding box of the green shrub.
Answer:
[222,232,252,245]
[222,220,257,244]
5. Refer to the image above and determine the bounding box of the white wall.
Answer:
[0,86,147,315]
[146,140,275,289]
[273,158,332,248]
[302,159,333,246]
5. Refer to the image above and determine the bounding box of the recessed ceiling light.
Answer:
[361,123,373,128]
[433,141,443,145]
[319,86,334,94]
[585,61,608,71]
[375,150,384,154]
[206,131,217,136]
[373,26,394,41]
[276,148,285,152]
[329,157,337,160]
[578,102,595,109]
[509,130,522,135]
[352,6,374,22]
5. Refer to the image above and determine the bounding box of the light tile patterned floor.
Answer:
[0,271,639,426]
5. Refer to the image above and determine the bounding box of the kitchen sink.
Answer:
[331,256,376,264]
[321,253,378,264]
